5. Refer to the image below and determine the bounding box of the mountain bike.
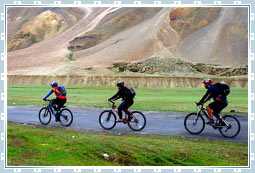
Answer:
[39,99,73,127]
[184,102,241,138]
[99,101,146,131]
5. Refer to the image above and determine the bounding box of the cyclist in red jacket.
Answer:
[43,81,66,121]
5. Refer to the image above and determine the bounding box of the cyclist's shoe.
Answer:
[122,118,128,124]
[55,113,60,122]
[217,120,226,126]
[127,116,133,122]
[116,119,123,122]
[206,119,214,125]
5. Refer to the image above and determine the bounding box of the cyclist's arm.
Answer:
[203,94,213,103]
[109,91,121,101]
[43,90,53,100]
[200,90,211,103]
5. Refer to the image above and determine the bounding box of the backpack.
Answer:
[214,83,230,96]
[125,87,136,98]
[58,86,67,96]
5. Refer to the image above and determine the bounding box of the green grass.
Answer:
[7,84,248,114]
[7,123,248,166]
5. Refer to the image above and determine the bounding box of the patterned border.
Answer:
[0,0,254,172]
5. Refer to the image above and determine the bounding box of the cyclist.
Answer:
[108,81,135,123]
[197,79,228,125]
[43,81,66,122]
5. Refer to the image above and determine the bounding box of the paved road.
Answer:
[7,106,248,143]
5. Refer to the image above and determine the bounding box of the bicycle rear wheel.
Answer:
[184,113,205,135]
[59,108,73,127]
[39,107,51,125]
[128,111,146,131]
[218,115,241,138]
[99,110,116,130]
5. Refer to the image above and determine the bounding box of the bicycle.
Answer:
[184,102,241,138]
[99,101,146,131]
[38,99,73,127]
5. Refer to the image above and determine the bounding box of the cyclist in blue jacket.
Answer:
[197,79,228,125]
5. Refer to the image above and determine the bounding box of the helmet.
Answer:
[117,81,124,87]
[50,81,58,87]
[202,79,213,85]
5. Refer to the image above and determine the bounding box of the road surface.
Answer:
[7,106,248,143]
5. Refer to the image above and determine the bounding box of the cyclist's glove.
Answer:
[196,101,203,106]
[43,98,46,101]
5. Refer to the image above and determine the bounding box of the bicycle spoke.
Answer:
[128,111,146,131]
[99,111,116,130]
[59,109,73,127]
[184,113,205,135]
[39,107,51,125]
[219,115,240,138]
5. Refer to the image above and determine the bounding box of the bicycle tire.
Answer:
[184,113,205,135]
[99,110,117,130]
[128,111,146,131]
[59,108,73,127]
[218,115,241,138]
[39,107,51,125]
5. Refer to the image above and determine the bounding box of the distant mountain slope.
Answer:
[7,7,85,51]
[175,7,248,66]
[7,7,248,76]
[68,8,162,51]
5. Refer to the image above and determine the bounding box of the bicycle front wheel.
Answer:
[39,107,51,125]
[184,113,205,135]
[59,108,73,127]
[128,111,146,131]
[99,110,117,130]
[219,115,241,138]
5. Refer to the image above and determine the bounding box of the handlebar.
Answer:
[108,100,115,104]
[195,101,204,108]
[195,102,207,113]
[44,99,53,102]
[108,100,116,109]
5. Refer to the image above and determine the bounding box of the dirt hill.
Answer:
[7,7,248,77]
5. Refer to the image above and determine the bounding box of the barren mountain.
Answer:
[7,7,248,76]
[7,7,85,51]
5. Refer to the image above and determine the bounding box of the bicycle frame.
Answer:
[106,101,118,121]
[107,101,135,122]
[196,103,230,128]
[196,104,210,120]
[49,103,56,115]
[45,99,63,118]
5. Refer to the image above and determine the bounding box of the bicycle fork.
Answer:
[106,110,115,121]
[193,111,202,125]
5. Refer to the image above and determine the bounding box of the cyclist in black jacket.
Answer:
[108,82,135,122]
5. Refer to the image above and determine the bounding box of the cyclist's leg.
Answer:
[58,99,66,110]
[123,100,134,121]
[206,102,215,124]
[54,98,65,121]
[51,98,58,111]
[213,101,228,125]
[117,101,126,120]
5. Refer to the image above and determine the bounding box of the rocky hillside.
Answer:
[174,7,248,67]
[7,7,85,51]
[7,7,248,77]
[169,7,222,39]
[68,8,162,51]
